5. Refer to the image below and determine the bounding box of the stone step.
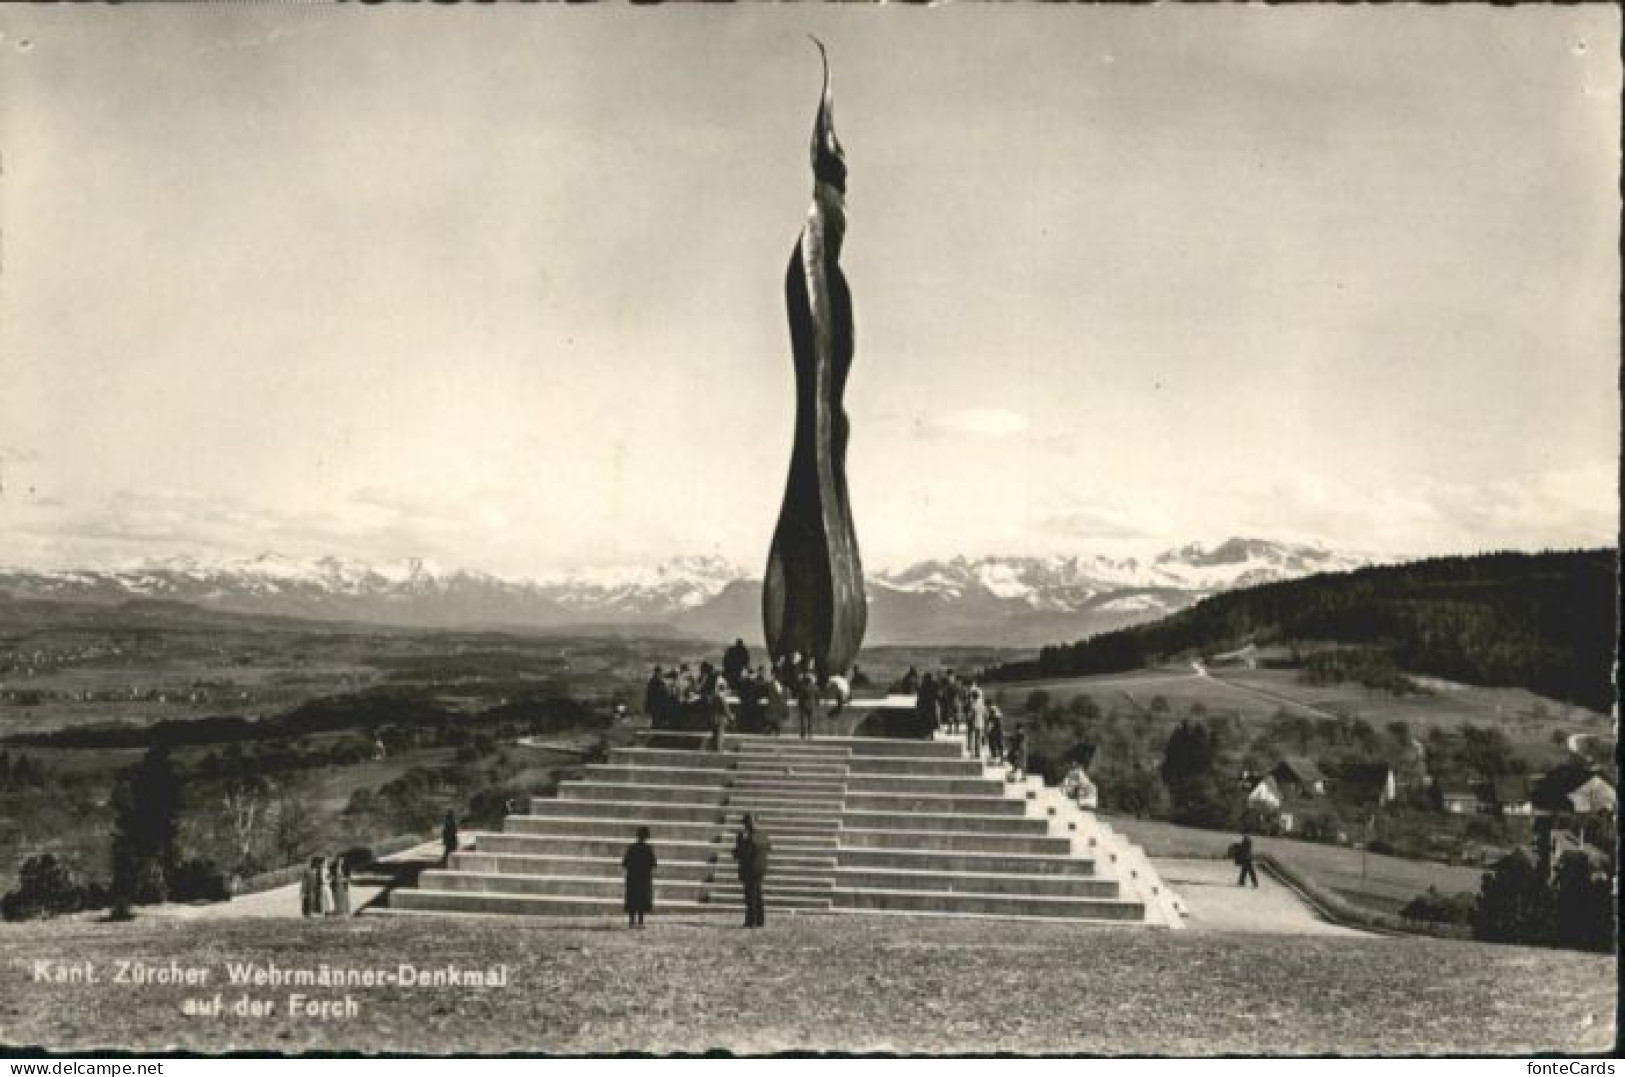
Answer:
[837,846,1096,877]
[452,849,840,881]
[708,873,835,892]
[708,884,838,904]
[846,775,1006,797]
[419,870,711,901]
[837,828,1073,855]
[729,777,848,795]
[559,782,728,806]
[703,894,835,912]
[838,810,1050,836]
[728,794,847,811]
[730,740,852,758]
[452,852,717,882]
[503,816,725,842]
[582,765,732,787]
[732,759,850,778]
[524,799,725,825]
[845,792,1028,816]
[388,889,723,918]
[835,867,1120,898]
[479,833,724,861]
[847,757,985,778]
[608,748,734,771]
[722,806,842,824]
[833,887,1144,920]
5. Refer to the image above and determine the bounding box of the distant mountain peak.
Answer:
[0,540,1376,644]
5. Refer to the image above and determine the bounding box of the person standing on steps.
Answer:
[1007,724,1028,782]
[1233,834,1259,888]
[441,810,460,866]
[795,665,821,740]
[985,705,1005,766]
[732,813,771,928]
[722,638,752,691]
[763,668,789,736]
[622,825,657,929]
[967,683,987,760]
[706,681,733,752]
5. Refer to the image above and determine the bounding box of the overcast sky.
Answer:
[0,5,1618,577]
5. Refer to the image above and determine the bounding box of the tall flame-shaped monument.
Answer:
[763,40,867,679]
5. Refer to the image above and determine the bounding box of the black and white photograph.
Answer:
[0,2,1617,1057]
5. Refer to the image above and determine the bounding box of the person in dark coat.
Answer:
[916,673,938,733]
[900,666,920,695]
[1233,835,1259,888]
[644,666,667,726]
[1007,725,1028,781]
[722,639,751,690]
[732,813,771,928]
[622,826,658,928]
[441,810,460,866]
[300,857,323,918]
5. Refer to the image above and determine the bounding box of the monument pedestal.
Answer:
[818,692,923,738]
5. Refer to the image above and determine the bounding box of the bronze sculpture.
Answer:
[762,40,867,680]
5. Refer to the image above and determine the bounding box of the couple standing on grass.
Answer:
[621,814,772,930]
[299,855,351,917]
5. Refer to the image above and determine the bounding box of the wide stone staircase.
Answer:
[382,731,1181,926]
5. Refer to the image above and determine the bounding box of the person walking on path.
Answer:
[329,856,351,917]
[622,826,658,929]
[441,810,460,866]
[732,813,771,929]
[1233,835,1259,888]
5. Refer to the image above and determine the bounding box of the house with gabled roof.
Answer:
[1272,758,1327,797]
[1566,775,1616,815]
[1488,774,1534,817]
[1323,761,1397,808]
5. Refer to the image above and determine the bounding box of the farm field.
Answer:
[0,914,1610,1054]
[991,665,1598,763]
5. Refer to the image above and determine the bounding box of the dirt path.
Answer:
[136,841,443,922]
[1153,858,1369,937]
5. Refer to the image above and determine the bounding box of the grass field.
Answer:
[992,665,1598,765]
[0,914,1611,1055]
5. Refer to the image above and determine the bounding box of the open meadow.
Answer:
[990,666,1602,764]
[0,913,1612,1055]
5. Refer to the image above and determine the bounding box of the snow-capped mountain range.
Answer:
[0,539,1373,647]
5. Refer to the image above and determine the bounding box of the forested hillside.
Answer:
[989,550,1616,712]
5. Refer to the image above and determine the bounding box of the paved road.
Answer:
[1152,858,1370,937]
